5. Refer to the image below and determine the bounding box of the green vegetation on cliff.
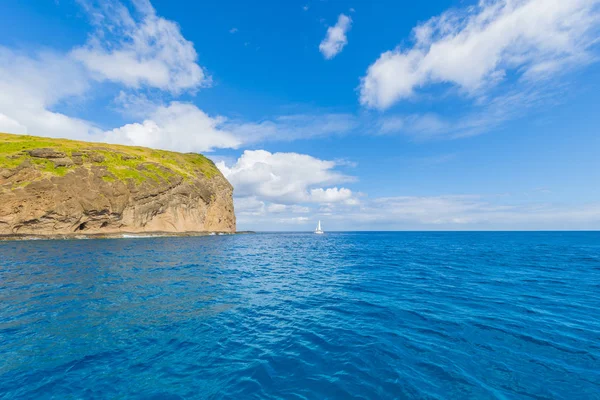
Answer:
[0,132,221,186]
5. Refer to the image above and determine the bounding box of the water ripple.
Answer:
[1,232,599,399]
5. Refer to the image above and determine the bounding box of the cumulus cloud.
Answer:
[319,14,352,59]
[103,102,240,152]
[0,2,360,153]
[72,0,209,93]
[0,1,243,153]
[0,48,88,107]
[234,197,267,216]
[104,108,361,153]
[310,187,357,204]
[0,45,237,152]
[216,150,363,229]
[217,150,357,204]
[0,46,100,139]
[0,45,356,152]
[360,0,600,109]
[0,114,26,133]
[0,0,219,148]
[218,150,361,231]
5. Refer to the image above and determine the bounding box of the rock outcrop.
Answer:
[0,133,236,236]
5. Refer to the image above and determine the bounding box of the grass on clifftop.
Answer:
[0,132,221,184]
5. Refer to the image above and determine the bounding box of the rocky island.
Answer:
[0,133,235,239]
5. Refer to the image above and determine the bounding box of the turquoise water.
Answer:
[1,232,599,399]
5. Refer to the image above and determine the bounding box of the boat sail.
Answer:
[315,220,324,234]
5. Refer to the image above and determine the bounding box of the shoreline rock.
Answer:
[0,231,254,241]
[0,133,236,236]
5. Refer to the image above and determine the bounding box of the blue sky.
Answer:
[1,0,600,230]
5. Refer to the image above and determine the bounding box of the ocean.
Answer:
[1,232,599,399]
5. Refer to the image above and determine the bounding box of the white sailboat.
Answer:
[314,220,324,234]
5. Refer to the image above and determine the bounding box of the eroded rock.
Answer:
[0,134,235,236]
[26,148,67,159]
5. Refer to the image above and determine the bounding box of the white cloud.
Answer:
[217,150,356,204]
[0,16,236,154]
[0,47,101,139]
[290,205,311,213]
[0,2,360,152]
[229,27,238,34]
[214,149,600,232]
[0,35,557,151]
[278,216,310,224]
[375,83,565,139]
[267,204,310,214]
[319,14,352,59]
[234,197,266,216]
[0,47,239,152]
[364,195,492,225]
[332,195,600,230]
[228,113,358,144]
[92,110,359,154]
[217,150,360,230]
[310,187,357,205]
[377,114,447,137]
[0,1,219,147]
[233,191,600,231]
[103,102,240,152]
[360,0,600,109]
[0,114,27,133]
[267,203,288,213]
[0,43,356,153]
[218,150,362,230]
[0,53,240,152]
[72,0,208,93]
[0,48,89,106]
[112,91,160,118]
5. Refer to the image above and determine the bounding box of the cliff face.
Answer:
[0,133,235,236]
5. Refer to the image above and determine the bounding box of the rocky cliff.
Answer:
[0,133,235,237]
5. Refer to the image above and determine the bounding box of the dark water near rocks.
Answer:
[1,232,599,399]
